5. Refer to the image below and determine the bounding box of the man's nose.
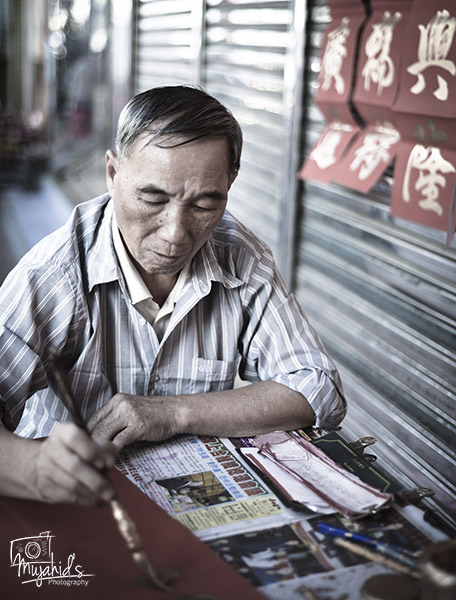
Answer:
[159,206,190,246]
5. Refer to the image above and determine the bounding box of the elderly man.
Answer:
[0,86,345,507]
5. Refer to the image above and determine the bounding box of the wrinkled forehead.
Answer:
[135,130,198,152]
[125,132,232,170]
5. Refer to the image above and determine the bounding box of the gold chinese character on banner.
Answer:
[320,17,351,94]
[362,11,402,95]
[350,128,400,180]
[407,9,456,101]
[403,145,456,216]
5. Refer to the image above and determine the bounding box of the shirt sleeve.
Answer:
[238,251,346,429]
[0,259,79,430]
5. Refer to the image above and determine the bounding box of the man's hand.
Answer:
[0,422,117,506]
[87,394,179,449]
[30,423,117,506]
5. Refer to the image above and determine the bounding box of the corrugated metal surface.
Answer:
[135,0,204,90]
[203,0,303,271]
[297,0,456,525]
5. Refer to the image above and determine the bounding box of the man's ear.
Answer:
[105,150,119,194]
[228,171,238,191]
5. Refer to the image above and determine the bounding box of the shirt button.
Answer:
[151,374,160,383]
[199,281,208,293]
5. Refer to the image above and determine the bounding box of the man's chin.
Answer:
[144,259,186,276]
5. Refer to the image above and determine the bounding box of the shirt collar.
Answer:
[112,212,152,304]
[192,234,244,292]
[85,196,118,293]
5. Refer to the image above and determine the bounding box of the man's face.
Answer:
[106,135,236,280]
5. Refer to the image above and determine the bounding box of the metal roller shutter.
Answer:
[135,0,204,90]
[202,0,305,278]
[297,0,456,526]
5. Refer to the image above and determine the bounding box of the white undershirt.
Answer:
[112,212,190,339]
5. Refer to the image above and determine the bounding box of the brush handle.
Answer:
[47,346,169,591]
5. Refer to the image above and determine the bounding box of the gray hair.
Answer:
[115,85,243,175]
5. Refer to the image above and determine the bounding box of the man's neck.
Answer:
[138,269,179,307]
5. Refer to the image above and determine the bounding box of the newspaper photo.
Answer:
[116,434,288,539]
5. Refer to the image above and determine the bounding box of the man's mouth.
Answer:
[153,250,185,262]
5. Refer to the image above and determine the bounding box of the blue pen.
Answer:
[317,522,418,568]
[318,523,377,545]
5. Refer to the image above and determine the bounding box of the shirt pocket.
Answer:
[158,357,239,395]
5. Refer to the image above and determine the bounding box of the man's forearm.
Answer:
[0,425,39,499]
[176,381,315,437]
[88,381,316,449]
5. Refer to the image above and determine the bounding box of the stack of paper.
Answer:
[241,433,393,518]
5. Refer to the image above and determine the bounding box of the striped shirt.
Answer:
[0,194,346,437]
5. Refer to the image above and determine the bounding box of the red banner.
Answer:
[391,0,456,238]
[314,0,367,125]
[299,0,366,184]
[298,122,360,183]
[299,0,456,239]
[332,0,412,192]
[353,0,413,126]
[391,143,456,232]
[331,123,401,192]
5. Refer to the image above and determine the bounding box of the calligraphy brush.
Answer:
[47,347,169,591]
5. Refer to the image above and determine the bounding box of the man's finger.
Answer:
[111,427,137,451]
[86,402,112,433]
[89,415,125,443]
[44,463,108,507]
[54,422,116,469]
[36,449,113,506]
[95,439,117,468]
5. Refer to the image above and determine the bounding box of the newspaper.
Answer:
[205,507,431,599]
[260,563,394,600]
[116,434,289,539]
[116,435,431,599]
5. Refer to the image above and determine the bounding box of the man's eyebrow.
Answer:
[137,184,166,195]
[136,185,226,201]
[196,190,227,201]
